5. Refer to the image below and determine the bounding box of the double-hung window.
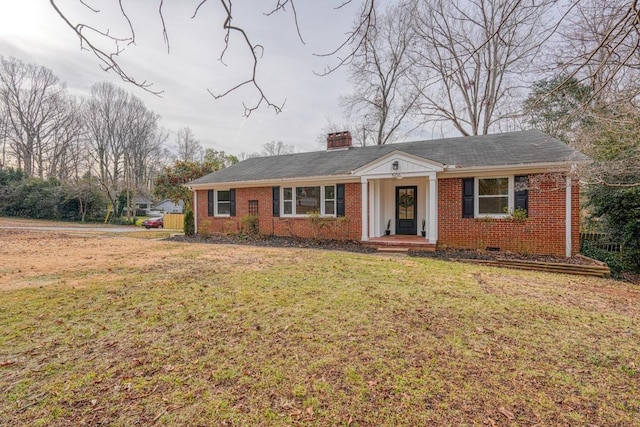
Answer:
[324,186,335,215]
[281,185,336,216]
[477,177,510,216]
[463,176,528,219]
[216,190,231,216]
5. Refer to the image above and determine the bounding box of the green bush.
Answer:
[241,214,259,235]
[184,210,195,236]
[0,169,107,222]
[580,240,624,277]
[588,185,640,273]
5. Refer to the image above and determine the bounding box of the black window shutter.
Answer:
[514,175,529,215]
[462,178,474,218]
[229,189,236,217]
[207,190,214,216]
[272,186,280,217]
[336,184,346,217]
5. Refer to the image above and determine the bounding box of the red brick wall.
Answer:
[195,174,580,256]
[438,174,580,256]
[195,183,362,240]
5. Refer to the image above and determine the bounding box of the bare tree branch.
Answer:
[265,0,306,44]
[48,0,162,95]
[159,0,170,53]
[79,0,99,13]
[315,0,377,76]
[208,0,285,116]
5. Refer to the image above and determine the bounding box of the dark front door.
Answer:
[396,186,417,235]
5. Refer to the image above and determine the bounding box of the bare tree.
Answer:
[261,141,295,156]
[341,2,420,145]
[0,56,69,177]
[239,140,295,158]
[0,106,9,168]
[573,103,640,188]
[410,0,554,136]
[551,0,640,104]
[44,95,86,181]
[173,127,203,163]
[238,151,261,161]
[83,82,167,219]
[84,82,131,214]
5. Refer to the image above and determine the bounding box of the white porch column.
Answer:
[565,176,572,257]
[428,176,438,244]
[423,177,429,239]
[361,177,369,241]
[368,179,376,237]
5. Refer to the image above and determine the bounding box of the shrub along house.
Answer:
[187,130,589,257]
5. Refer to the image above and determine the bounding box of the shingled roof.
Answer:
[189,130,589,185]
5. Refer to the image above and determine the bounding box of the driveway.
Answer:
[0,217,153,234]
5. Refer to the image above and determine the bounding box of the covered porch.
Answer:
[354,151,443,245]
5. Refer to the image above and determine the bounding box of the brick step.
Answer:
[376,247,410,253]
[364,242,436,251]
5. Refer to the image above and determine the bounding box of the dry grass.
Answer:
[0,226,639,426]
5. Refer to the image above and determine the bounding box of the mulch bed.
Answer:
[409,247,601,266]
[168,233,601,266]
[167,234,377,254]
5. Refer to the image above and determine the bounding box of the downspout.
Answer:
[565,176,572,258]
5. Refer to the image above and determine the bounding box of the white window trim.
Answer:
[474,176,514,218]
[215,189,231,217]
[281,184,337,217]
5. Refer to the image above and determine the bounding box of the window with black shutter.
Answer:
[272,186,280,217]
[336,184,346,217]
[514,175,529,215]
[229,189,236,217]
[207,190,214,216]
[462,178,474,218]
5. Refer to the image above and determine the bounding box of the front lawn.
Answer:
[0,234,638,426]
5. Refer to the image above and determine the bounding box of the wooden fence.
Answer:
[163,213,184,230]
[580,232,621,252]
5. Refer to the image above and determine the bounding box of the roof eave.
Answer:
[187,173,359,190]
[441,160,590,177]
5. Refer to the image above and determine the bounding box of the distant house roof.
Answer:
[154,199,184,208]
[135,195,153,205]
[189,130,590,186]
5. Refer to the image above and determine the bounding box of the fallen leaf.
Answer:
[498,406,515,420]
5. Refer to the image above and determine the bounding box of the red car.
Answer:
[142,217,163,229]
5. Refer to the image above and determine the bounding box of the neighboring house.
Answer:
[188,130,590,257]
[153,199,184,214]
[135,195,153,212]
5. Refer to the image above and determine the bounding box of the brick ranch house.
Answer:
[188,130,590,257]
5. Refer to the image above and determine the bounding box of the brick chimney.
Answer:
[326,131,352,150]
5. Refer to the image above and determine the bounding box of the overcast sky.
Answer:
[0,1,373,156]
